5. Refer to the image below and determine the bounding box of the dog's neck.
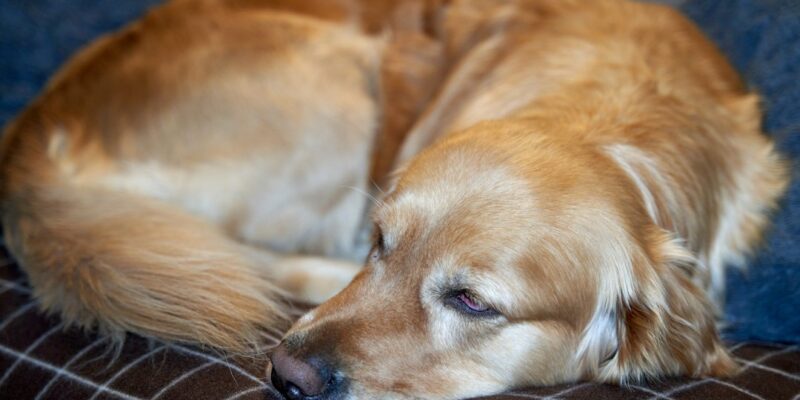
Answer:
[382,0,558,183]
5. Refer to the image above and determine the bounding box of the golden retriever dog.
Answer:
[0,0,788,399]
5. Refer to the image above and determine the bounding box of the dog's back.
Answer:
[0,0,393,351]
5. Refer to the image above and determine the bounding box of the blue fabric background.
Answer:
[677,0,800,344]
[0,1,798,343]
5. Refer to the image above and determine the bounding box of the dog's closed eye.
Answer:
[445,290,501,318]
[369,227,386,263]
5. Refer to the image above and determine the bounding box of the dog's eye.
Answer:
[458,292,488,312]
[446,290,499,317]
[369,229,385,263]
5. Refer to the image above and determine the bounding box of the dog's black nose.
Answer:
[270,343,341,399]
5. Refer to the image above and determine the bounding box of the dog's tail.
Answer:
[1,134,288,352]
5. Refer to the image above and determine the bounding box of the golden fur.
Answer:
[0,0,788,398]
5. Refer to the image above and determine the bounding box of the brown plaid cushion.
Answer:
[1,241,798,400]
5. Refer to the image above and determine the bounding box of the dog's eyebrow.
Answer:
[369,203,390,227]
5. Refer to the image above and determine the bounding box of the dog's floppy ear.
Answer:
[580,226,738,382]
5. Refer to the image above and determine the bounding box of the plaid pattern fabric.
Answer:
[1,238,799,399]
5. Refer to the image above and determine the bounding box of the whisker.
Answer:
[342,185,385,208]
[369,180,386,197]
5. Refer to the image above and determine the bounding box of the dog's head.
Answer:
[270,122,736,400]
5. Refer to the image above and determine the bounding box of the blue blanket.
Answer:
[1,0,798,343]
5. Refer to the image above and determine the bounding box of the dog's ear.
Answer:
[580,226,738,382]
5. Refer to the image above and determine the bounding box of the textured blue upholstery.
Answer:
[0,0,797,343]
[679,0,800,344]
